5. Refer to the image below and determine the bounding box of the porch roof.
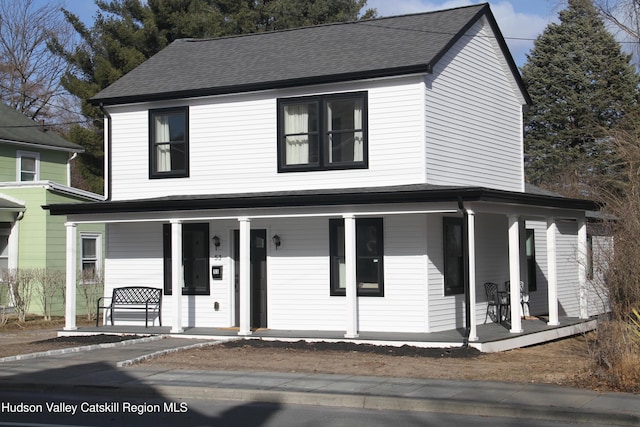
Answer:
[44,184,599,216]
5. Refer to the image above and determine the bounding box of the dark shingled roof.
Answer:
[91,3,527,105]
[0,103,83,152]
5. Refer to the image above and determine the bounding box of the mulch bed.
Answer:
[34,334,143,345]
[219,339,482,358]
[0,334,145,359]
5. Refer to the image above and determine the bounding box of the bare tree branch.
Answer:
[0,0,79,123]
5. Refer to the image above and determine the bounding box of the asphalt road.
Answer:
[0,390,614,427]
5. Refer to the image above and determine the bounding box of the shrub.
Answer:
[33,269,65,321]
[0,268,35,322]
[78,268,103,320]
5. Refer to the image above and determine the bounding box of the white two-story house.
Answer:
[48,4,603,350]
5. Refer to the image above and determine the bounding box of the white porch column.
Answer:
[170,220,184,333]
[8,218,20,269]
[508,214,523,333]
[467,210,478,341]
[546,217,560,326]
[344,214,359,338]
[238,217,252,336]
[64,222,77,331]
[577,216,589,319]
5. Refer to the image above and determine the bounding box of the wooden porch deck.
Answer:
[59,316,598,353]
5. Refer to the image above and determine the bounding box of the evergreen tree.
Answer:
[52,0,376,194]
[521,0,640,192]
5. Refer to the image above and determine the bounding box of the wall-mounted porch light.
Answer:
[212,235,221,250]
[272,234,281,250]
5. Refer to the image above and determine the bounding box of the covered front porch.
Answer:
[47,184,602,350]
[59,315,598,353]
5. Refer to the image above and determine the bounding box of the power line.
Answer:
[359,20,640,44]
[0,119,94,129]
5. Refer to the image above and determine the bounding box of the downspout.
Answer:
[99,103,112,201]
[67,152,78,187]
[458,198,471,348]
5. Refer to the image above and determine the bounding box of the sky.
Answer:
[56,0,569,67]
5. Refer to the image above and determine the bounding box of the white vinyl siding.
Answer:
[268,218,342,330]
[428,213,516,332]
[525,220,549,317]
[427,214,464,332]
[108,78,426,201]
[473,214,510,325]
[268,215,428,333]
[556,221,581,318]
[359,215,427,332]
[425,18,524,192]
[587,234,612,316]
[105,222,230,327]
[104,215,433,332]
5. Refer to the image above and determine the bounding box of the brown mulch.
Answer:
[0,334,142,358]
[144,334,596,389]
[0,316,138,358]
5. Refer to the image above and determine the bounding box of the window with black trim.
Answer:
[329,218,384,296]
[278,92,367,172]
[444,217,464,296]
[163,223,210,295]
[149,107,189,178]
[525,229,537,291]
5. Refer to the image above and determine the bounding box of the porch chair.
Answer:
[505,280,530,318]
[520,280,530,317]
[484,281,510,324]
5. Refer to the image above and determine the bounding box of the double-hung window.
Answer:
[80,233,102,283]
[329,218,384,296]
[17,151,39,181]
[443,217,465,296]
[163,223,210,295]
[278,92,368,172]
[149,107,189,178]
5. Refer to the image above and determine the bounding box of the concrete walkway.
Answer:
[0,336,639,425]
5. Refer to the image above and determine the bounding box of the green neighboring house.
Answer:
[0,103,104,317]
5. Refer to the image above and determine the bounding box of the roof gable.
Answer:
[91,3,528,105]
[0,104,82,152]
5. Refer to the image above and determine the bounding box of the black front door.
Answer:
[233,229,267,328]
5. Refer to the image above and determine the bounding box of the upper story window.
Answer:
[16,151,39,181]
[278,92,368,172]
[149,107,189,179]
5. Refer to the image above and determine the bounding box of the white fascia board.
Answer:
[0,138,83,153]
[0,181,104,201]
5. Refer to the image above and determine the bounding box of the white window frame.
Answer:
[80,233,102,283]
[16,150,40,182]
[0,226,9,275]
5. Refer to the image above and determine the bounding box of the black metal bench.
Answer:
[96,286,162,327]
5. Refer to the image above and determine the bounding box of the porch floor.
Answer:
[59,316,598,352]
